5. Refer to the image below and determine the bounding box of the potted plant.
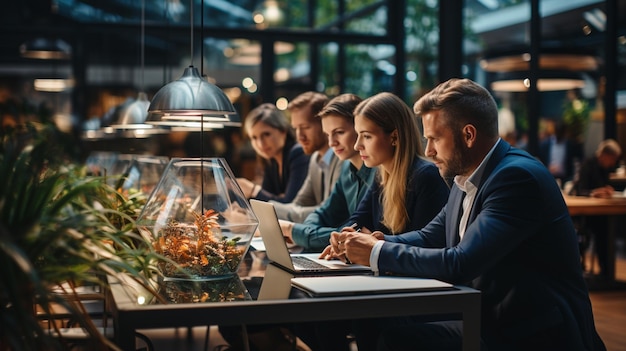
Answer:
[0,122,163,350]
[562,96,590,145]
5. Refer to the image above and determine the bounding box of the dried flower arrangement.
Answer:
[152,209,244,279]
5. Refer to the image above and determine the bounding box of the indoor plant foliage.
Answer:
[562,97,590,144]
[0,124,162,351]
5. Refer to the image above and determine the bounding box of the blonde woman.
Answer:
[317,92,450,351]
[326,92,449,239]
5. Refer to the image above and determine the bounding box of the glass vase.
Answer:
[137,158,258,281]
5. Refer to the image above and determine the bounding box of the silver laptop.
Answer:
[291,275,454,297]
[249,199,372,275]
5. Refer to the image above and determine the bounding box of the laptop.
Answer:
[249,199,372,275]
[256,264,294,300]
[291,275,454,297]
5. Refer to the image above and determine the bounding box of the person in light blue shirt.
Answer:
[279,93,375,252]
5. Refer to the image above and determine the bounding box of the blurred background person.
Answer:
[538,119,582,188]
[236,103,309,203]
[271,91,343,223]
[573,139,622,279]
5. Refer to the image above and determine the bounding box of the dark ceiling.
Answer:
[0,1,624,77]
[0,0,263,68]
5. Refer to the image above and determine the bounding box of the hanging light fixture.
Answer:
[136,0,256,283]
[33,78,74,92]
[480,53,599,72]
[481,49,599,93]
[20,38,72,60]
[490,71,586,92]
[146,0,238,127]
[111,0,162,132]
[114,0,149,126]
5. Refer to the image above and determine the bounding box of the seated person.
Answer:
[236,104,309,203]
[278,93,375,252]
[572,138,622,278]
[271,92,343,223]
[324,79,605,351]
[538,120,581,187]
[293,92,449,351]
[282,92,449,252]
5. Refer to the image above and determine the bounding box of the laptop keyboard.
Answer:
[291,256,329,270]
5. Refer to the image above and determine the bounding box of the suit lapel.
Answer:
[465,140,511,228]
[447,186,465,246]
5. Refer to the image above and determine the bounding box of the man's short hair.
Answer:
[413,78,499,138]
[288,91,328,119]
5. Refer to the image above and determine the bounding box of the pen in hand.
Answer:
[343,223,361,264]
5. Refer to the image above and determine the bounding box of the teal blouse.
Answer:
[291,160,376,252]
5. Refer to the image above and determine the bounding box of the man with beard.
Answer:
[269,92,343,224]
[327,79,605,351]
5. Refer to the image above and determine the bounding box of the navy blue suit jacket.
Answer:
[379,140,604,350]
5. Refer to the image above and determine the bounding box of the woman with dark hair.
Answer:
[236,103,309,203]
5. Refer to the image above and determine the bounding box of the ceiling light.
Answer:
[111,1,161,132]
[147,66,238,124]
[33,78,74,92]
[491,73,585,92]
[253,0,284,29]
[147,0,238,127]
[20,38,71,60]
[110,92,152,129]
[480,53,599,72]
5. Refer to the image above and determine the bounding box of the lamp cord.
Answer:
[141,0,145,91]
[190,0,194,67]
[192,0,205,212]
[200,0,204,76]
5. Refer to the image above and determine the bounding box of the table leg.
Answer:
[462,296,481,351]
[115,317,136,351]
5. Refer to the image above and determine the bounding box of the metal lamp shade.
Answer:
[147,66,238,126]
[110,92,151,129]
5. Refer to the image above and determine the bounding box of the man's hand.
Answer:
[342,232,379,266]
[319,229,382,266]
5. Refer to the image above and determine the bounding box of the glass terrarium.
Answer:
[85,151,119,177]
[136,158,258,281]
[118,155,169,194]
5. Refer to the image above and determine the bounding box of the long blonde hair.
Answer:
[353,92,423,233]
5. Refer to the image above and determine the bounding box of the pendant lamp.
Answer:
[111,0,160,132]
[146,0,238,127]
[20,38,71,60]
[136,0,255,282]
[481,49,598,93]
